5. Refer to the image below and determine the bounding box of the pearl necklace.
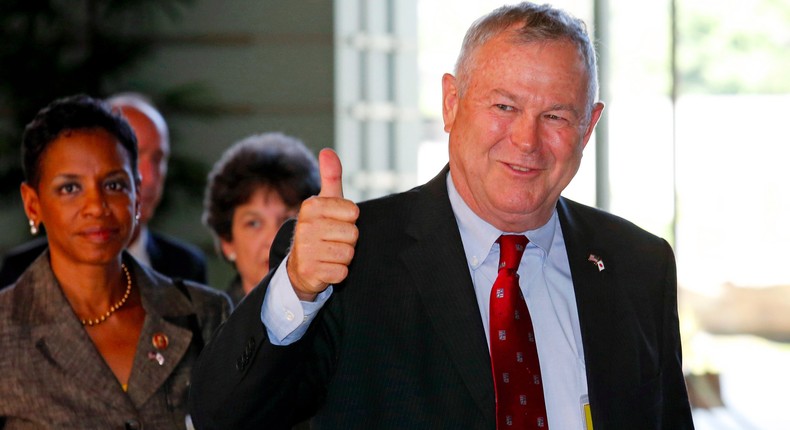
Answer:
[81,263,132,326]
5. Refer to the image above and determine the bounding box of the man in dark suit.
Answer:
[0,93,206,287]
[189,3,694,429]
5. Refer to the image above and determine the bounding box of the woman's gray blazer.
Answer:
[0,251,231,429]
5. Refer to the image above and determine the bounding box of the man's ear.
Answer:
[442,73,460,133]
[581,102,605,147]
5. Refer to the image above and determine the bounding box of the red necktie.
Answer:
[489,235,548,429]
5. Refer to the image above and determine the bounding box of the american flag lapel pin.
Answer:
[587,254,605,272]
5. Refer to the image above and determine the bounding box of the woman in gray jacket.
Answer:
[0,95,231,429]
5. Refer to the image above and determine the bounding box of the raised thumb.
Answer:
[318,148,344,198]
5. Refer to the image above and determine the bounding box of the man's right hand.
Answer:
[286,148,360,301]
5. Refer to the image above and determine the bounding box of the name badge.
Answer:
[581,394,593,430]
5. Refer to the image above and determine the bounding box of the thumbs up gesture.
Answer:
[287,149,360,301]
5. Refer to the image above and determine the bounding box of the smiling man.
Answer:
[189,3,694,429]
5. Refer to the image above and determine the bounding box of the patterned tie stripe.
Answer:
[489,235,548,429]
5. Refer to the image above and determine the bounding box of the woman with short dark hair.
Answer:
[203,132,319,304]
[0,94,231,429]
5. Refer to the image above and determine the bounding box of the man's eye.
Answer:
[496,104,514,112]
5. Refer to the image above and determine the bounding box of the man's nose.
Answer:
[511,114,540,152]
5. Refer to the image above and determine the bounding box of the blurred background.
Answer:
[1,1,788,428]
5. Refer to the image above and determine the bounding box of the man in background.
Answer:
[0,92,207,287]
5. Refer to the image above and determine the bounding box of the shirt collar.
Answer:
[446,172,557,268]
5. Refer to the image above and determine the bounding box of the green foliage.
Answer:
[0,0,199,199]
[678,0,790,94]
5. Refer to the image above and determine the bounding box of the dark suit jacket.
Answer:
[0,251,231,429]
[188,168,694,430]
[0,230,207,288]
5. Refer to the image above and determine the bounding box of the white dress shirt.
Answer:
[446,174,588,429]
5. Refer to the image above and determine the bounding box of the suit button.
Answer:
[125,419,141,430]
[236,356,246,371]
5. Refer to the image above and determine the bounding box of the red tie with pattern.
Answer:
[489,235,548,429]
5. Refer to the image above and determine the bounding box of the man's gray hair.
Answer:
[454,2,599,115]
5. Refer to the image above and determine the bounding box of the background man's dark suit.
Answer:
[0,232,207,288]
[189,168,693,429]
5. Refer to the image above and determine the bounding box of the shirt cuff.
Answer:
[261,255,333,345]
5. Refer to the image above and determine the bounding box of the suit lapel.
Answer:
[401,167,495,422]
[556,198,619,405]
[557,198,615,320]
[13,253,200,412]
[126,314,192,408]
[17,254,133,410]
[125,259,195,408]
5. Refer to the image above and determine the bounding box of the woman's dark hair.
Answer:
[21,94,139,188]
[203,132,320,243]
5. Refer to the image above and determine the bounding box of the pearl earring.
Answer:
[29,219,38,236]
[227,253,236,262]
